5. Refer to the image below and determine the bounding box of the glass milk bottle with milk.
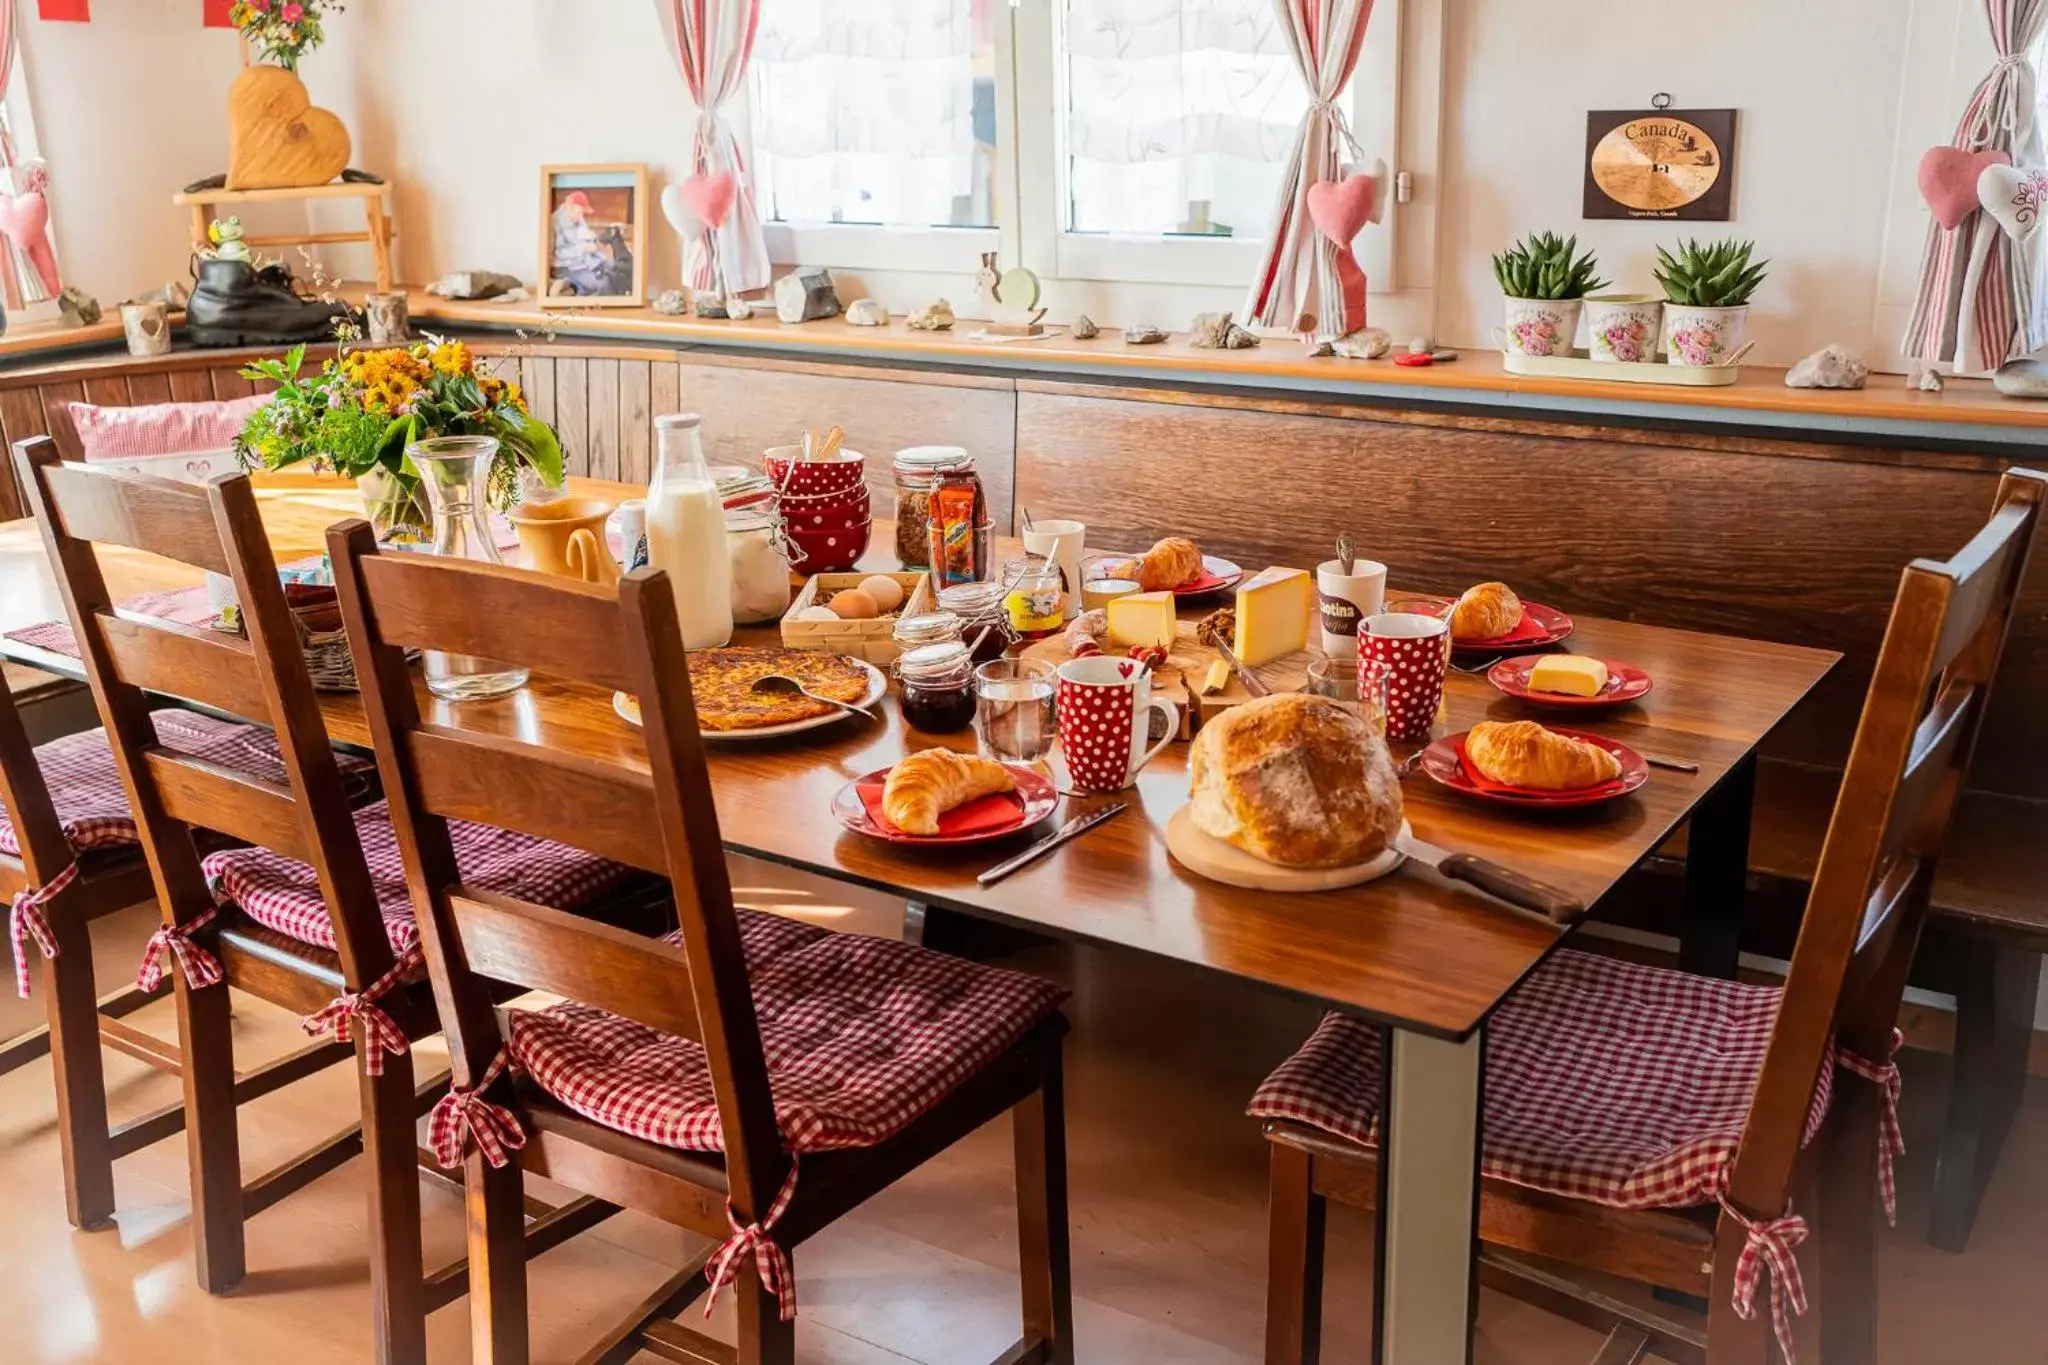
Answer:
[646,413,734,649]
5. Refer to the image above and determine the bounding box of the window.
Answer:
[744,0,1419,311]
[749,0,1000,231]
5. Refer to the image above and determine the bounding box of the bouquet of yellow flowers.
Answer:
[236,338,564,527]
[229,0,341,73]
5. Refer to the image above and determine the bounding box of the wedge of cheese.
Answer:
[1194,657,1231,695]
[1232,567,1313,667]
[1106,590,1176,649]
[1527,654,1609,697]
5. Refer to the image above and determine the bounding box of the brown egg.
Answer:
[829,588,880,620]
[858,574,906,612]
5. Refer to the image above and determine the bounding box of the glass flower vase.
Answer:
[410,435,529,701]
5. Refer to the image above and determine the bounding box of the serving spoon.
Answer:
[750,673,875,721]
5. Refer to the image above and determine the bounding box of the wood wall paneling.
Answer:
[37,380,86,459]
[0,387,46,519]
[128,373,173,406]
[209,367,255,399]
[619,360,652,487]
[673,355,1019,530]
[587,357,620,483]
[169,369,214,403]
[555,357,589,479]
[1011,387,2046,797]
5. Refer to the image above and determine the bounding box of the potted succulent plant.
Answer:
[1655,238,1767,367]
[1492,232,1607,357]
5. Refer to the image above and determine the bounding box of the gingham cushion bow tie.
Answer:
[136,907,223,992]
[300,950,419,1077]
[1837,1031,1906,1226]
[1720,1195,1809,1365]
[9,862,77,999]
[427,1048,526,1169]
[706,1163,801,1323]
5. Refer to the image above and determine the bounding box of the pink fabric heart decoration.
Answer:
[1977,162,2048,243]
[0,189,58,295]
[1306,174,1378,248]
[1919,147,2011,230]
[677,171,737,230]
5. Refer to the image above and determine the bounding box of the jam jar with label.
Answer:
[895,641,977,733]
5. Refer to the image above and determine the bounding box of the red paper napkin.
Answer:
[1453,738,1629,799]
[856,782,1024,837]
[1456,608,1555,649]
[1176,568,1228,594]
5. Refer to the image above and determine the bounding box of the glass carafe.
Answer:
[411,435,530,701]
[646,412,734,649]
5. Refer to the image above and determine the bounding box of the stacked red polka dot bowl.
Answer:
[765,444,870,573]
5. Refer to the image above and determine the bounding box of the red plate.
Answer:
[1419,728,1648,808]
[1086,552,1244,598]
[1387,593,1574,651]
[832,764,1060,846]
[1486,657,1653,709]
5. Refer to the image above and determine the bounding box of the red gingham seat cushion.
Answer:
[507,910,1066,1154]
[200,799,637,957]
[0,709,360,859]
[1248,949,1835,1210]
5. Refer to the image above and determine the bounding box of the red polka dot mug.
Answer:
[1054,654,1181,793]
[1360,611,1450,742]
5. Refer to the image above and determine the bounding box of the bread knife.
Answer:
[1209,637,1271,699]
[1392,831,1586,926]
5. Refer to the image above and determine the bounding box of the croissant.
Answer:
[1464,720,1621,791]
[1112,537,1204,592]
[1449,581,1524,641]
[882,748,1017,835]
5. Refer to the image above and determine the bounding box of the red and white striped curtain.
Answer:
[1902,0,2048,374]
[1240,0,1375,345]
[659,0,773,295]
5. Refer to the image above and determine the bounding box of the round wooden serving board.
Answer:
[1165,807,1408,891]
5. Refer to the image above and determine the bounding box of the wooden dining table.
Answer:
[0,472,1839,1365]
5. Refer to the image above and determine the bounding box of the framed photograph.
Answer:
[539,163,648,308]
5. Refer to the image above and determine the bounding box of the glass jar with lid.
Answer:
[892,611,963,654]
[892,446,983,572]
[894,641,977,733]
[725,504,792,625]
[937,581,1016,664]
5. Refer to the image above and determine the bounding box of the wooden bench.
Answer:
[1628,758,2046,1251]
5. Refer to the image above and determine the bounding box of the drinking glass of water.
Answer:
[974,658,1056,762]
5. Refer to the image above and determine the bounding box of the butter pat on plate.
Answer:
[1527,655,1609,698]
[1106,590,1176,649]
[1232,567,1312,667]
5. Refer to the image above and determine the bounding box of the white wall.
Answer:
[10,0,2002,369]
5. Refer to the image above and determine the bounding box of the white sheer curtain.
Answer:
[749,0,987,229]
[1062,0,1309,237]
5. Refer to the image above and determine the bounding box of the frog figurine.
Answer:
[207,216,252,263]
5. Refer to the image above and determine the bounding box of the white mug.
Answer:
[1022,518,1087,620]
[1315,558,1387,660]
[1054,654,1180,792]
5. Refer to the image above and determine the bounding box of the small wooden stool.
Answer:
[173,181,395,293]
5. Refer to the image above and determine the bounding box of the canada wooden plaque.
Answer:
[1583,104,1736,221]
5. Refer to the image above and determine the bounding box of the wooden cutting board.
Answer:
[1165,807,1408,891]
[1021,618,1314,736]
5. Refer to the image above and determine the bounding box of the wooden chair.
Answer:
[0,675,187,1231]
[327,517,1075,1365]
[13,438,659,1365]
[1250,466,2048,1365]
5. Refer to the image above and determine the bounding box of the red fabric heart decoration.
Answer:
[0,189,58,294]
[1918,146,2011,230]
[678,171,737,230]
[1306,174,1378,248]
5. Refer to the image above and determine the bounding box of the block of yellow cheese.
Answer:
[1231,566,1313,667]
[1106,590,1176,649]
[1195,658,1231,695]
[1526,654,1609,698]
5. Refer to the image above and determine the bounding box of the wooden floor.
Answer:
[2,863,2043,1364]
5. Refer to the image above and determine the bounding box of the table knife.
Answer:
[978,803,1127,886]
[1210,637,1271,698]
[1392,830,1586,926]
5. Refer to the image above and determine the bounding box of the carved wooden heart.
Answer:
[225,65,351,191]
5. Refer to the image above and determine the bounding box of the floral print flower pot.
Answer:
[1583,295,1663,364]
[1501,297,1582,358]
[1662,303,1748,368]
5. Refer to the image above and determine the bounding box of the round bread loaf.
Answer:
[1188,693,1404,869]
